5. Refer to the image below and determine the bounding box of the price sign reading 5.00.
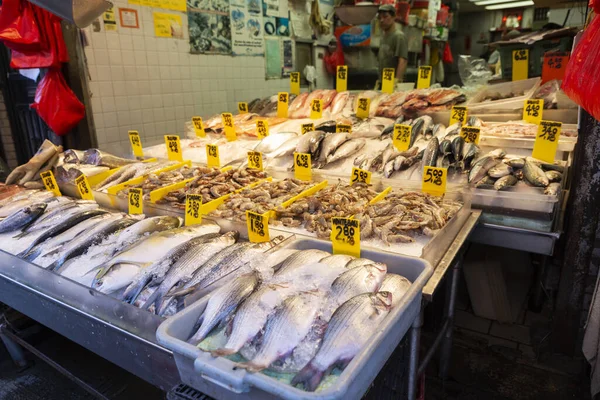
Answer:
[206,144,220,168]
[247,151,263,171]
[422,166,447,196]
[460,126,480,144]
[246,210,270,243]
[301,123,314,135]
[185,194,203,226]
[533,120,562,163]
[165,135,183,162]
[128,188,143,215]
[40,170,61,197]
[350,167,371,185]
[75,175,94,201]
[331,217,360,258]
[522,99,544,125]
[294,152,311,182]
[356,97,370,119]
[393,124,412,152]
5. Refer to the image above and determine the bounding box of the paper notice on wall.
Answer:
[103,6,118,31]
[265,37,282,78]
[188,0,232,55]
[153,12,183,38]
[290,9,311,39]
[263,0,279,16]
[230,1,264,56]
[129,0,186,12]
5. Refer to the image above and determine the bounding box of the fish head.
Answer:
[364,263,388,291]
[373,291,393,312]
[29,202,48,214]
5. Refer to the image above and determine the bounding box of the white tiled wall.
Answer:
[83,0,292,155]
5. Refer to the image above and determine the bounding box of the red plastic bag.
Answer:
[562,15,600,121]
[31,69,85,136]
[0,0,42,51]
[442,42,454,64]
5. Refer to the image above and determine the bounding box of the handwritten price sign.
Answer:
[40,171,61,197]
[393,124,412,152]
[185,194,203,226]
[206,144,220,168]
[422,166,447,196]
[301,123,314,135]
[523,99,544,125]
[336,65,348,92]
[277,92,289,118]
[246,210,270,243]
[331,217,360,258]
[75,175,94,201]
[460,126,480,144]
[350,167,371,185]
[191,117,205,138]
[294,152,311,182]
[165,135,183,161]
[128,188,143,215]
[129,130,144,157]
[532,120,562,163]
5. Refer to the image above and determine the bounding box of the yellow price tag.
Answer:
[381,68,395,94]
[422,166,447,197]
[238,102,248,114]
[393,124,412,152]
[129,130,144,158]
[310,99,323,120]
[246,210,270,243]
[336,65,348,92]
[40,170,61,197]
[532,120,561,163]
[417,66,432,89]
[165,135,183,162]
[523,99,544,125]
[336,124,352,133]
[75,175,94,201]
[206,144,220,168]
[128,188,143,215]
[221,113,237,141]
[512,49,529,81]
[331,217,360,258]
[290,72,300,95]
[277,92,289,118]
[301,123,314,135]
[256,120,269,139]
[294,152,311,182]
[247,151,263,171]
[185,194,203,226]
[449,106,468,127]
[192,117,206,138]
[356,97,370,119]
[460,126,480,144]
[350,167,371,185]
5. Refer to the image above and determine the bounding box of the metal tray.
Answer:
[156,238,433,400]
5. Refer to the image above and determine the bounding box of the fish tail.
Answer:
[210,348,237,357]
[12,231,29,239]
[236,361,267,373]
[291,362,325,392]
[120,280,147,304]
[17,246,37,260]
[186,316,206,344]
[47,258,63,272]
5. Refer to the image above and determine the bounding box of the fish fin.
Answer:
[210,348,237,357]
[236,361,267,373]
[12,230,30,239]
[140,288,161,311]
[291,362,325,392]
[167,285,196,298]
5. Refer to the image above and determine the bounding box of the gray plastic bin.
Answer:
[157,238,433,400]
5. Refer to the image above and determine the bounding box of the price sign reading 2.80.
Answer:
[331,217,360,258]
[422,166,447,196]
[350,167,371,185]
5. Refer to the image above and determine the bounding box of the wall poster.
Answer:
[230,0,264,56]
[188,0,232,54]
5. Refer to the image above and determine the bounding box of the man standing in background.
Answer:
[376,4,408,86]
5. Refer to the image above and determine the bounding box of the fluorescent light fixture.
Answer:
[485,1,534,9]
[475,0,524,5]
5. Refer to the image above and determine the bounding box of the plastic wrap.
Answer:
[458,55,492,87]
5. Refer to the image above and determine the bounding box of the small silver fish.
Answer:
[544,182,561,196]
[494,175,518,190]
[523,160,549,187]
[545,170,562,183]
[488,162,513,178]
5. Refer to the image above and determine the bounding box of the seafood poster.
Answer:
[188,0,232,54]
[230,0,264,56]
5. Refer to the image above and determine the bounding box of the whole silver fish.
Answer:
[451,136,464,162]
[523,160,549,187]
[545,182,561,196]
[468,156,498,183]
[326,139,366,165]
[0,191,53,217]
[545,170,562,183]
[291,292,393,391]
[118,232,222,304]
[188,271,261,345]
[17,202,80,234]
[461,143,479,169]
[143,232,239,314]
[296,131,324,154]
[494,174,518,190]
[268,136,301,159]
[421,137,439,167]
[254,132,298,154]
[505,157,525,169]
[0,203,47,233]
[318,254,354,269]
[488,148,506,159]
[111,215,182,254]
[383,160,395,178]
[238,290,324,372]
[475,176,496,188]
[275,249,330,275]
[380,273,411,308]
[488,162,513,178]
[393,155,406,171]
[381,144,401,168]
[82,149,137,168]
[318,132,348,162]
[346,258,376,270]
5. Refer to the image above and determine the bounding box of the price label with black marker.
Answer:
[221,112,237,141]
[238,102,248,114]
[247,151,263,171]
[290,72,300,95]
[165,135,183,162]
[331,217,360,258]
[532,120,561,163]
[393,124,412,152]
[356,97,370,119]
[336,65,348,92]
[185,194,203,226]
[294,152,311,182]
[206,144,220,168]
[310,99,322,120]
[128,188,143,215]
[350,167,371,185]
[246,210,270,243]
[381,68,394,94]
[449,106,468,127]
[277,92,289,118]
[75,175,94,201]
[192,117,206,138]
[422,166,447,196]
[417,66,432,89]
[256,119,269,139]
[301,123,314,135]
[40,170,61,197]
[460,126,480,144]
[129,130,144,157]
[512,49,529,81]
[523,99,544,125]
[336,124,352,133]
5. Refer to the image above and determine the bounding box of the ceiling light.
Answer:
[475,0,524,6]
[485,1,534,10]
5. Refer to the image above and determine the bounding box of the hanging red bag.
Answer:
[442,42,454,64]
[562,14,600,121]
[9,7,60,69]
[31,69,85,136]
[0,0,42,51]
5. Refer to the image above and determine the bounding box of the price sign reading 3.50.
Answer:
[301,123,314,135]
[336,124,352,133]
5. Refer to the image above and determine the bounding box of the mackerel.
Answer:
[0,203,47,233]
